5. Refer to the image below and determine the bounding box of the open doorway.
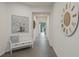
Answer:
[40,22,46,34]
[32,13,49,41]
[38,21,47,40]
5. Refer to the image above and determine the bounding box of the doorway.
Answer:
[32,13,49,41]
[39,21,46,40]
[40,22,46,33]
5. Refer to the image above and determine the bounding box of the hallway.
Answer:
[2,33,57,57]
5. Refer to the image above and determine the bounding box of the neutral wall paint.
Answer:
[32,5,51,13]
[49,2,79,57]
[6,3,33,51]
[0,3,9,56]
[0,3,33,56]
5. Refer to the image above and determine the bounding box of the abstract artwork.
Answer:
[11,15,29,33]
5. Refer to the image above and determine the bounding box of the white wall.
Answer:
[6,2,33,50]
[32,6,51,13]
[0,3,9,56]
[49,2,79,57]
[0,3,33,56]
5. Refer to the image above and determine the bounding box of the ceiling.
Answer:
[26,2,53,6]
[23,2,53,8]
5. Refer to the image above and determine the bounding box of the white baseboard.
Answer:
[0,51,6,56]
[48,40,58,57]
[0,49,10,56]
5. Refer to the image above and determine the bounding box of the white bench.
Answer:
[9,35,33,54]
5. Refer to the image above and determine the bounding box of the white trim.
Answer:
[0,51,6,56]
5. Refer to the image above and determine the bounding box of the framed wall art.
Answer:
[11,15,29,33]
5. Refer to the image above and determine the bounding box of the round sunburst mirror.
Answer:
[61,3,78,37]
